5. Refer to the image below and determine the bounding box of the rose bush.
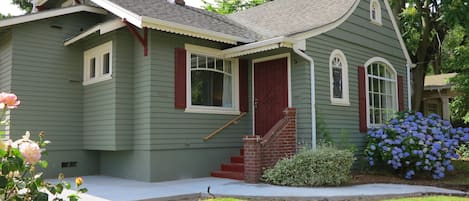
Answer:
[365,112,469,179]
[0,92,87,201]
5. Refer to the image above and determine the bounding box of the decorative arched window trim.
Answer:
[329,49,350,106]
[370,0,382,26]
[365,57,398,127]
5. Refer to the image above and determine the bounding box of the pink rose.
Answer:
[0,92,20,109]
[19,142,41,164]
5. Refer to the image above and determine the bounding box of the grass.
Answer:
[202,198,246,201]
[383,196,469,201]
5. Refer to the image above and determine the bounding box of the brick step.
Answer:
[221,163,244,173]
[211,171,244,180]
[230,156,244,163]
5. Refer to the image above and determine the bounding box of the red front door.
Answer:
[254,57,288,136]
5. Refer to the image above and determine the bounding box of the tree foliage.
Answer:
[390,0,469,112]
[202,0,271,14]
[11,0,33,14]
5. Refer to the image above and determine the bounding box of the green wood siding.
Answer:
[82,29,135,151]
[9,13,102,150]
[5,13,102,178]
[149,31,251,150]
[0,31,12,92]
[306,0,408,148]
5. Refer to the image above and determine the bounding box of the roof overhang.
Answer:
[0,5,107,28]
[90,0,253,45]
[222,36,293,58]
[64,19,125,46]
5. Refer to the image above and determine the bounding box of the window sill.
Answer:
[330,99,350,106]
[185,106,240,115]
[83,74,112,86]
[370,20,383,26]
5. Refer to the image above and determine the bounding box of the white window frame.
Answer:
[329,49,350,106]
[184,44,240,115]
[365,57,398,128]
[370,0,382,26]
[83,41,113,86]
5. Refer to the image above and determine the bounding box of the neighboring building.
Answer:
[0,0,412,182]
[423,73,458,120]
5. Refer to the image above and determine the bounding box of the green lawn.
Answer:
[383,196,469,201]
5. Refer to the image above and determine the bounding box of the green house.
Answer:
[0,0,412,182]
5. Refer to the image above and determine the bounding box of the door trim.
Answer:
[251,53,292,135]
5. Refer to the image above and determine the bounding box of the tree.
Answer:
[202,0,271,14]
[11,0,33,14]
[389,0,469,112]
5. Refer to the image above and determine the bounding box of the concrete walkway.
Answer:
[53,176,467,201]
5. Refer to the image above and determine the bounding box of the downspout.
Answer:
[406,63,412,111]
[293,43,316,150]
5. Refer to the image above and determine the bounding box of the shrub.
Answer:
[458,143,469,158]
[262,145,355,186]
[365,112,469,180]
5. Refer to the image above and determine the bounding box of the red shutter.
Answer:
[397,75,404,112]
[358,66,368,133]
[174,48,187,109]
[239,59,249,112]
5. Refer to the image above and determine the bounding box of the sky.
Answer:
[0,0,213,16]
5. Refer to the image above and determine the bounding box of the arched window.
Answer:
[370,0,382,25]
[365,58,397,126]
[329,50,349,105]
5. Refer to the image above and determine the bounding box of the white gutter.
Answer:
[292,42,316,150]
[406,63,413,111]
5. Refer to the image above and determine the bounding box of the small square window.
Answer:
[83,41,113,85]
[103,53,110,75]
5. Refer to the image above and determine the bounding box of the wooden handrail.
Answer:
[203,112,247,141]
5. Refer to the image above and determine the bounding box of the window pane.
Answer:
[332,68,343,98]
[103,53,110,74]
[191,55,197,69]
[207,57,215,69]
[191,70,232,107]
[198,55,206,68]
[216,59,223,71]
[224,60,232,74]
[90,57,96,78]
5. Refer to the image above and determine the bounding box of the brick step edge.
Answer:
[230,156,244,163]
[211,171,244,180]
[221,163,244,173]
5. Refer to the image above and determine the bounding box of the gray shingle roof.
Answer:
[106,0,262,42]
[228,0,357,38]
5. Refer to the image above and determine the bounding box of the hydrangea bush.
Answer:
[0,92,87,201]
[365,112,469,179]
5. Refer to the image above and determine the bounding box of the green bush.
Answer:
[459,143,469,158]
[262,145,355,186]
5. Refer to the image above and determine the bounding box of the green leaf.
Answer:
[68,194,79,201]
[0,176,7,188]
[33,192,49,201]
[40,160,48,168]
[78,188,88,193]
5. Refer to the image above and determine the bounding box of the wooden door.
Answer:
[254,58,288,136]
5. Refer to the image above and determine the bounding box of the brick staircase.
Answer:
[210,148,244,180]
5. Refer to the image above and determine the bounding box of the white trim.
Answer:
[83,41,113,86]
[0,5,107,28]
[251,53,292,135]
[370,0,383,26]
[64,19,125,46]
[289,0,360,41]
[141,16,250,45]
[35,0,48,6]
[406,63,412,111]
[329,49,350,106]
[364,57,398,128]
[91,0,142,28]
[293,43,316,150]
[184,44,240,115]
[383,0,412,64]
